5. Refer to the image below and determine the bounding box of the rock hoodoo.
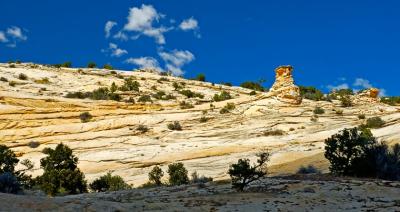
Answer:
[268,65,302,105]
[353,88,381,103]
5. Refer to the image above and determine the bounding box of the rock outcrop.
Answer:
[268,65,302,105]
[353,88,381,104]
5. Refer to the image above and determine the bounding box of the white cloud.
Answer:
[327,83,349,91]
[105,21,117,38]
[113,31,129,41]
[353,78,373,89]
[159,49,195,76]
[6,26,27,40]
[379,89,387,97]
[179,17,198,31]
[122,4,171,44]
[0,31,7,43]
[104,43,128,57]
[125,56,161,70]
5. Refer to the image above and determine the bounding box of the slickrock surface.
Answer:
[353,88,381,104]
[1,176,400,211]
[1,63,399,187]
[268,65,302,105]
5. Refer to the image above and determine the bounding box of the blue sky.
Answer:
[0,0,399,96]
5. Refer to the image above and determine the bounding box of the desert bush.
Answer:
[0,145,19,174]
[90,172,130,192]
[190,171,213,184]
[179,90,204,99]
[220,103,235,114]
[358,114,366,119]
[152,91,166,100]
[148,166,164,186]
[381,96,400,106]
[91,87,110,100]
[324,127,376,176]
[249,91,256,96]
[110,70,117,75]
[297,165,321,174]
[103,64,113,70]
[15,60,21,64]
[365,117,385,129]
[263,129,285,136]
[240,81,264,91]
[0,77,8,82]
[110,82,118,93]
[136,124,148,133]
[199,116,208,123]
[221,82,232,86]
[65,91,87,99]
[340,95,353,107]
[119,78,140,92]
[167,121,182,131]
[299,86,324,101]
[37,143,87,196]
[18,73,28,80]
[195,73,206,82]
[8,81,16,87]
[9,64,16,68]
[0,172,21,194]
[179,101,194,109]
[34,77,50,84]
[172,82,183,90]
[87,62,96,68]
[310,115,318,122]
[213,91,232,102]
[79,112,92,123]
[138,95,152,103]
[334,109,343,115]
[28,141,40,148]
[228,150,270,191]
[0,145,33,189]
[167,163,189,186]
[313,107,325,114]
[157,77,169,83]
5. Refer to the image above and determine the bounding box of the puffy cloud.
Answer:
[327,83,349,91]
[104,43,128,57]
[353,78,373,89]
[0,31,7,43]
[113,31,129,41]
[125,56,161,70]
[159,49,195,76]
[105,21,117,38]
[6,26,27,40]
[179,17,198,31]
[123,4,170,44]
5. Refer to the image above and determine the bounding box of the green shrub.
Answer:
[119,78,140,92]
[152,91,166,100]
[381,96,400,106]
[172,82,183,90]
[136,124,148,133]
[79,112,92,123]
[228,150,270,191]
[299,86,324,101]
[18,73,28,80]
[249,91,256,96]
[90,172,130,192]
[199,117,208,123]
[190,171,213,184]
[340,95,353,107]
[179,90,204,99]
[167,163,189,186]
[179,101,194,109]
[91,87,111,100]
[157,77,169,83]
[365,117,385,128]
[0,172,21,194]
[148,166,164,186]
[87,62,96,68]
[313,107,325,114]
[213,91,232,102]
[240,81,264,91]
[297,165,321,174]
[138,95,152,103]
[263,129,285,136]
[358,114,366,119]
[9,64,16,68]
[167,121,182,131]
[0,77,8,82]
[221,82,232,86]
[220,103,235,114]
[103,64,113,70]
[310,115,318,122]
[65,91,87,99]
[0,145,19,174]
[28,141,40,148]
[110,82,118,93]
[15,60,21,64]
[195,73,206,82]
[8,81,16,87]
[37,143,87,196]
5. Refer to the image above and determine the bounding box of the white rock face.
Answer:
[0,63,399,186]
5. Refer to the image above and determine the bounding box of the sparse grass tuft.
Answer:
[167,121,182,131]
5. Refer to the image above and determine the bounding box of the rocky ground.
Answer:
[1,175,400,211]
[1,63,399,186]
